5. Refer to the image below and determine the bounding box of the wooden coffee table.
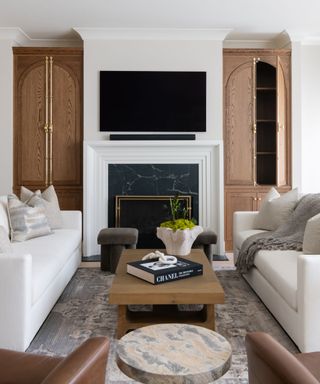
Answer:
[109,249,225,338]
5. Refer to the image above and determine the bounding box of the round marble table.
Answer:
[117,323,232,384]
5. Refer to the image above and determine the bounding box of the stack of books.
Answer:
[127,256,203,285]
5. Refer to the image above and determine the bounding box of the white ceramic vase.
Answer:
[156,225,203,256]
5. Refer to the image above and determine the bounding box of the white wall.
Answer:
[0,40,14,195]
[299,44,320,192]
[290,41,302,191]
[83,39,224,141]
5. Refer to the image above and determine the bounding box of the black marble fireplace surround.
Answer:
[108,164,199,248]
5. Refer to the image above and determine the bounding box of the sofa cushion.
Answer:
[21,186,63,230]
[254,250,301,310]
[303,213,320,254]
[7,195,52,242]
[235,229,267,251]
[254,188,299,231]
[12,229,81,303]
[0,196,10,235]
[0,226,12,253]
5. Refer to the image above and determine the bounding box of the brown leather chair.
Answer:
[246,332,320,384]
[0,336,110,384]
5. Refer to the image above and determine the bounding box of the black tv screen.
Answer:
[100,71,206,132]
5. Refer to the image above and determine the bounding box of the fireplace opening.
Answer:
[115,195,192,248]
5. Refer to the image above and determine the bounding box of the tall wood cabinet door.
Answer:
[14,56,46,187]
[224,58,254,185]
[51,55,82,187]
[225,190,257,251]
[13,48,83,211]
[277,55,290,187]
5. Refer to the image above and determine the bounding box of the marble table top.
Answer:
[117,323,232,384]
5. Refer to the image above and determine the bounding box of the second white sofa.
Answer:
[0,195,82,351]
[234,210,320,353]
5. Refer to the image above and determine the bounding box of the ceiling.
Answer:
[0,0,320,43]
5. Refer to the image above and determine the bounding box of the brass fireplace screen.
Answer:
[115,195,192,230]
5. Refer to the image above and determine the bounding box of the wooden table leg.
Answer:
[204,304,215,330]
[117,305,127,339]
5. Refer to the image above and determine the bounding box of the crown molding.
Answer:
[285,30,320,45]
[301,35,320,46]
[273,30,291,49]
[0,27,82,47]
[0,27,28,45]
[74,27,232,41]
[16,38,83,47]
[224,30,291,49]
[223,39,276,49]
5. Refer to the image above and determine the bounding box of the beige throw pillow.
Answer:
[0,225,12,253]
[7,194,51,242]
[254,188,299,231]
[21,185,63,229]
[303,213,320,254]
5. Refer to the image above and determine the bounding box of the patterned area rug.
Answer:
[28,268,298,383]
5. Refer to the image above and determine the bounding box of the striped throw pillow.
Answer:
[7,194,51,242]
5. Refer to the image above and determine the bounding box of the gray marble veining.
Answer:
[117,323,232,384]
[108,163,199,226]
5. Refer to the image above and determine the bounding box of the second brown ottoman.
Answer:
[97,228,139,273]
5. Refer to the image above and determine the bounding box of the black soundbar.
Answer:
[110,134,196,141]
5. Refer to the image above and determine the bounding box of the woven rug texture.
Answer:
[27,268,298,383]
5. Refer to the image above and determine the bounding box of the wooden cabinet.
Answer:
[223,49,291,250]
[13,48,83,210]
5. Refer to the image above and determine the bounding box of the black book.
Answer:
[127,256,203,285]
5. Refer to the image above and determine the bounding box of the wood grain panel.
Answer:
[224,60,254,185]
[225,189,257,250]
[17,63,46,185]
[52,63,81,185]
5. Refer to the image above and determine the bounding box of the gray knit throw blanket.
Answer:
[236,193,320,274]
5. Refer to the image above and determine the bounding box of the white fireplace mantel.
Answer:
[84,140,224,257]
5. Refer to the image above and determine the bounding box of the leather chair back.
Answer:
[246,332,319,384]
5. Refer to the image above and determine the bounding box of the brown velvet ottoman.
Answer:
[192,229,217,261]
[97,228,139,273]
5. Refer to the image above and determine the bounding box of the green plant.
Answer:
[160,195,196,231]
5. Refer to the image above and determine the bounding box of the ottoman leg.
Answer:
[109,245,125,273]
[101,244,124,272]
[203,244,213,262]
[101,245,110,271]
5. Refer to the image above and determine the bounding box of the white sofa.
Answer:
[233,211,320,353]
[0,196,82,351]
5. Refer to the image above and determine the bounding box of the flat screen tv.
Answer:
[100,71,206,132]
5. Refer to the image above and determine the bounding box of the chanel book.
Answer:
[126,256,203,285]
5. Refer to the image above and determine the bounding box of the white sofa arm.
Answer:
[297,254,320,352]
[61,210,82,231]
[233,211,259,233]
[0,253,32,350]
